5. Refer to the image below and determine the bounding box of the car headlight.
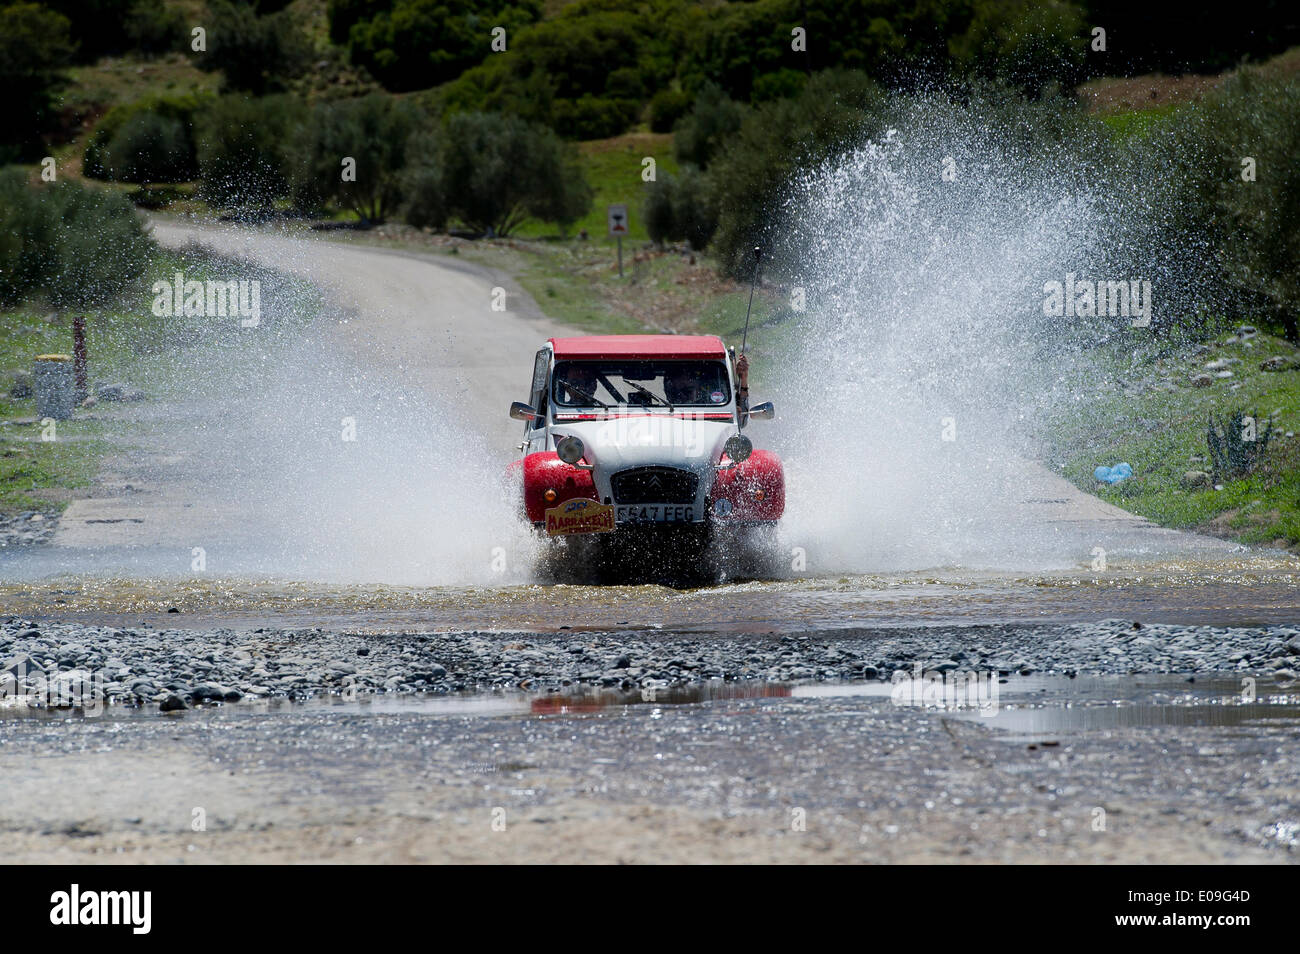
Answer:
[556,435,585,465]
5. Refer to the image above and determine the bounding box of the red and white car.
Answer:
[507,335,783,553]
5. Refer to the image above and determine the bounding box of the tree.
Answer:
[197,1,308,95]
[196,95,306,213]
[437,112,590,236]
[673,81,747,169]
[0,3,75,162]
[292,94,424,222]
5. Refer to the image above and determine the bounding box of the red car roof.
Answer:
[549,335,727,360]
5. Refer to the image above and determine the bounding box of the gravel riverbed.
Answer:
[3,616,1299,710]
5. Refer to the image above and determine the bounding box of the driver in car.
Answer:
[559,364,601,404]
[662,355,749,409]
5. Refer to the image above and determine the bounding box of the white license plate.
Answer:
[615,504,695,524]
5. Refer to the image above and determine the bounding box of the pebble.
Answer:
[0,617,1295,711]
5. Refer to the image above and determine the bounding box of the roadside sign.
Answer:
[607,204,628,236]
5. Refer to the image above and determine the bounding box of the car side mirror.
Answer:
[510,401,538,422]
[748,401,775,420]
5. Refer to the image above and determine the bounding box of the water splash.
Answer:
[765,94,1196,572]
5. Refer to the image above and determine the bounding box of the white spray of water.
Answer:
[766,101,1165,572]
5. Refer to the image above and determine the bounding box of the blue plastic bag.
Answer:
[1094,462,1133,484]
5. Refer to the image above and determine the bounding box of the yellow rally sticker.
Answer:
[545,498,615,536]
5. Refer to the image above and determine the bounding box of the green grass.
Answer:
[1044,328,1300,548]
[1098,102,1183,139]
[478,131,680,242]
[0,309,147,513]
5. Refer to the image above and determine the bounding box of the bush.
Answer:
[400,131,447,230]
[1205,73,1300,339]
[437,112,590,235]
[101,111,196,184]
[196,95,307,213]
[1126,71,1300,339]
[672,82,746,169]
[551,95,640,140]
[949,0,1089,97]
[643,167,716,250]
[289,94,424,222]
[84,94,208,182]
[197,1,308,95]
[648,89,691,134]
[125,0,187,56]
[0,168,153,308]
[342,0,542,92]
[0,3,75,163]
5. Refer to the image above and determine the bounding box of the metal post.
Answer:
[72,315,88,402]
[617,235,623,278]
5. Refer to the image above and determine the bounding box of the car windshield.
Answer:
[552,360,731,409]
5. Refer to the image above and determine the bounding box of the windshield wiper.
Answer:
[626,381,674,410]
[561,383,610,409]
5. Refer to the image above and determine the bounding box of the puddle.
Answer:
[5,672,1299,739]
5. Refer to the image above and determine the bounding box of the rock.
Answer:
[614,654,631,669]
[1283,635,1300,656]
[158,692,188,712]
[189,682,228,702]
[1,653,42,678]
[1189,373,1214,387]
[95,383,126,401]
[1260,356,1296,372]
[9,371,33,398]
[1204,358,1240,370]
[1181,470,1211,490]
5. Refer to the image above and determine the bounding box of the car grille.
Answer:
[611,467,699,505]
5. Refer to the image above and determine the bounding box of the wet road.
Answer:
[3,674,1296,863]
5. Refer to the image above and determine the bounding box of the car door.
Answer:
[526,348,550,455]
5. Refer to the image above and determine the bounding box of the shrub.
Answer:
[643,167,716,250]
[84,94,208,182]
[0,168,153,308]
[196,0,309,95]
[125,0,187,56]
[707,69,885,278]
[195,95,307,213]
[949,0,1089,97]
[342,0,542,92]
[672,82,746,169]
[648,89,691,134]
[551,95,640,140]
[101,111,196,184]
[0,3,75,162]
[400,131,447,230]
[437,112,590,235]
[1207,411,1273,478]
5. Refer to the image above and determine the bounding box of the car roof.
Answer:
[549,335,727,360]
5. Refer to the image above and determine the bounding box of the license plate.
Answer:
[545,498,615,535]
[615,504,695,524]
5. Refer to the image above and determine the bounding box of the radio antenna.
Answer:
[741,246,761,353]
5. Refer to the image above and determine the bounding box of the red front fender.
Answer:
[508,451,600,524]
[710,449,784,521]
